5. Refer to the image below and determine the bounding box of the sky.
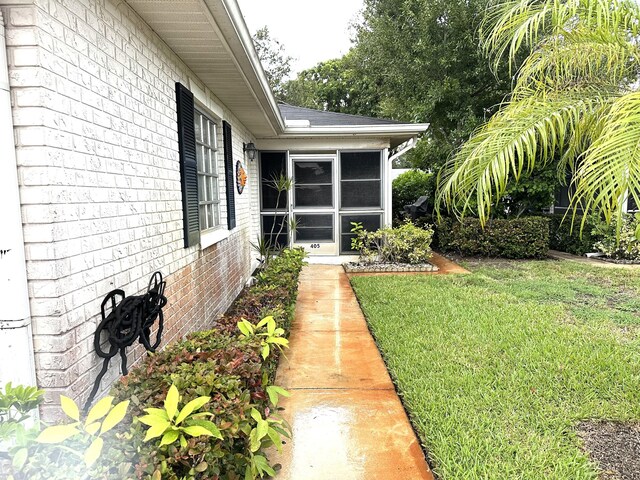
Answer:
[237,0,364,76]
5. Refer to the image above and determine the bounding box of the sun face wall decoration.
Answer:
[236,160,247,195]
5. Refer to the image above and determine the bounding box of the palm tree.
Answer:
[436,0,640,233]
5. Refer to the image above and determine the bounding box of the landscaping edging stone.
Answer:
[343,262,439,273]
[597,257,640,265]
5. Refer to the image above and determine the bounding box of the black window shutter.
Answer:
[222,121,236,230]
[175,82,200,247]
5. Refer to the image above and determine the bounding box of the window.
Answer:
[295,213,334,242]
[340,214,381,253]
[340,151,382,209]
[261,214,289,249]
[176,82,235,248]
[195,110,221,230]
[260,152,288,210]
[294,160,333,207]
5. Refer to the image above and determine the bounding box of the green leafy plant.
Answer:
[254,173,294,268]
[593,213,640,261]
[0,382,43,441]
[238,316,289,360]
[244,407,290,479]
[0,383,44,475]
[265,385,290,408]
[35,395,129,467]
[138,384,222,448]
[351,221,434,264]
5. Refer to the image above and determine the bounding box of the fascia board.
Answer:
[280,123,430,137]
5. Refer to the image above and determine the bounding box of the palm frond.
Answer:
[436,92,606,223]
[482,0,640,75]
[570,91,640,232]
[514,27,640,94]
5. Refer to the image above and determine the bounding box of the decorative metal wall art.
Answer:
[236,160,247,194]
[84,272,167,411]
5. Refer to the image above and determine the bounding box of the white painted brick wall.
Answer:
[1,0,260,419]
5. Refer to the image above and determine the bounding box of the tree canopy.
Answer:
[252,27,293,100]
[282,0,513,172]
[282,52,381,117]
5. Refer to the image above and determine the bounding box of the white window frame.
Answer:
[195,108,222,230]
[194,105,230,249]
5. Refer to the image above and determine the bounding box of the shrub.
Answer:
[546,214,602,255]
[593,213,640,261]
[4,248,306,480]
[352,221,434,264]
[110,332,272,479]
[437,217,550,259]
[392,170,435,219]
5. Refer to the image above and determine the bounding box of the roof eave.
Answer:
[215,0,285,133]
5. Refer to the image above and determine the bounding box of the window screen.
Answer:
[294,161,333,207]
[261,152,287,210]
[262,214,289,249]
[340,152,382,209]
[340,214,381,253]
[295,214,334,242]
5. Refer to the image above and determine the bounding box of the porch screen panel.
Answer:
[295,214,334,242]
[262,214,289,249]
[261,152,287,210]
[294,161,333,207]
[340,214,381,253]
[340,151,382,209]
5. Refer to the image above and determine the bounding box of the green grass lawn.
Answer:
[350,259,640,479]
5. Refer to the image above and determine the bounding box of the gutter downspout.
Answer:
[0,11,38,391]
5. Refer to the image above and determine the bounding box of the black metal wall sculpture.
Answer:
[84,272,167,411]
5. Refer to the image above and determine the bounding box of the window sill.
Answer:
[200,228,230,250]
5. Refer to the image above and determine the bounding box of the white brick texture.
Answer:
[1,0,260,419]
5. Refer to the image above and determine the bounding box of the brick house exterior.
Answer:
[0,0,427,419]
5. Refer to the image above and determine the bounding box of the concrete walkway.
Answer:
[270,265,434,480]
[548,249,640,270]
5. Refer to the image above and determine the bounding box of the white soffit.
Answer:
[125,0,284,137]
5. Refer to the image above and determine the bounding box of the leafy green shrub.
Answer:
[352,221,434,264]
[255,248,306,297]
[109,325,285,479]
[547,214,602,255]
[437,217,550,259]
[593,213,640,261]
[392,169,435,219]
[3,247,306,480]
[3,391,132,480]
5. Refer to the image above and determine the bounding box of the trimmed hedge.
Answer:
[437,217,550,259]
[107,248,306,480]
[546,214,600,256]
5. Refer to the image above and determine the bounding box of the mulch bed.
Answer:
[578,421,640,479]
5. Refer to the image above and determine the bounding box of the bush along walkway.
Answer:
[2,249,306,480]
[268,265,434,480]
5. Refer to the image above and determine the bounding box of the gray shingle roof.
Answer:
[278,103,403,127]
